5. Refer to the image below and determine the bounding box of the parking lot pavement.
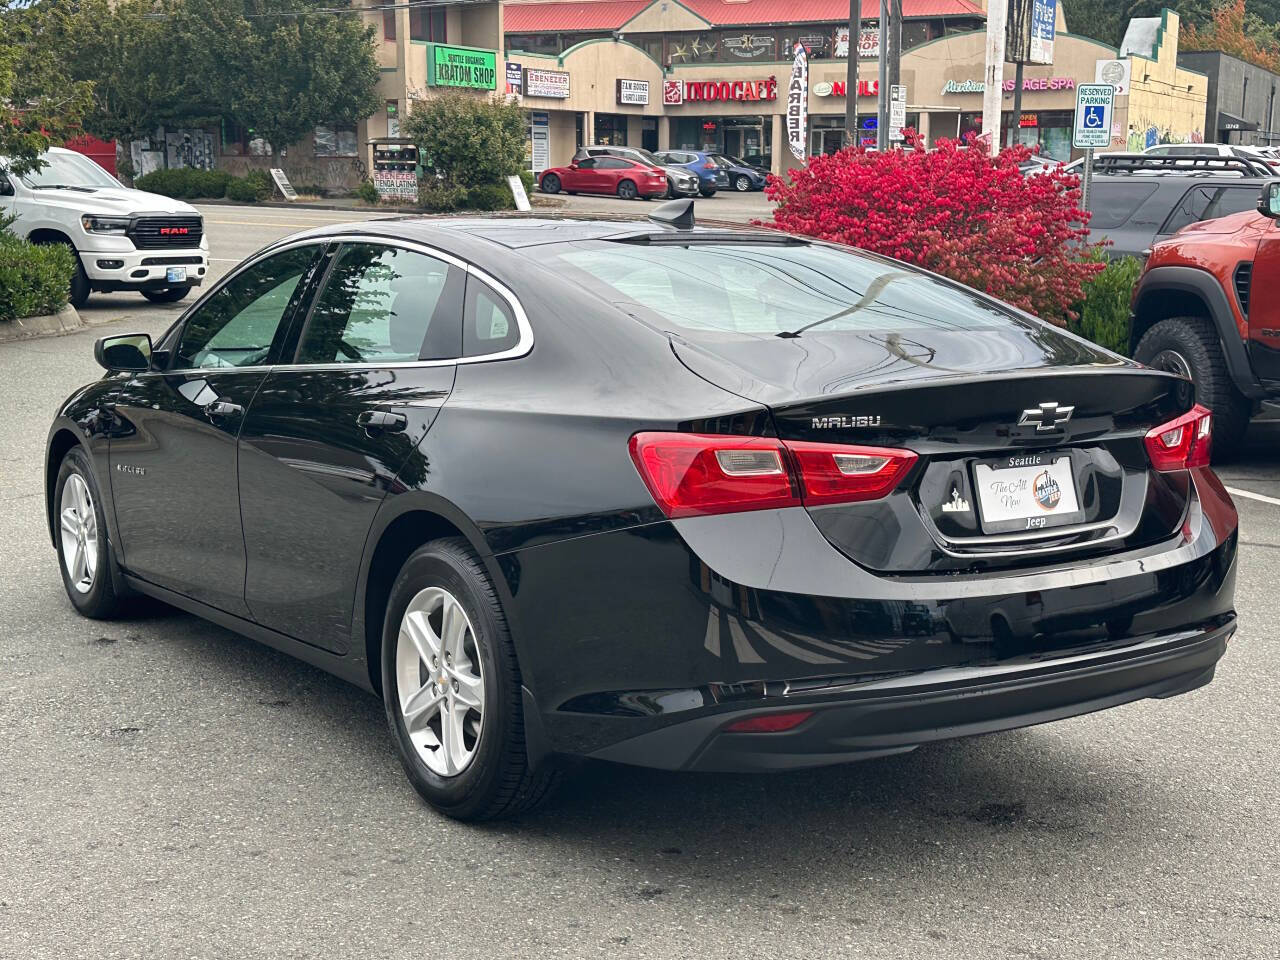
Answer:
[3,205,1278,959]
[543,187,773,223]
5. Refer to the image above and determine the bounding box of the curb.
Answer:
[0,304,84,343]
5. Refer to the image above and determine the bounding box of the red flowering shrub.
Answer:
[763,133,1106,323]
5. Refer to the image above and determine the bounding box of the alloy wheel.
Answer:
[60,473,98,594]
[1151,348,1194,382]
[735,176,750,192]
[396,586,485,777]
[618,180,637,200]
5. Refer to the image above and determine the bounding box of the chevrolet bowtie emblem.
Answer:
[1018,401,1075,432]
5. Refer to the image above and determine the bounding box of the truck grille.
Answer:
[1235,263,1252,318]
[127,216,203,249]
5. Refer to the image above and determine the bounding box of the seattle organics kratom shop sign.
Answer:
[428,44,497,89]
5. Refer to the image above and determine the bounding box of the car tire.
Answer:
[1134,315,1251,459]
[381,537,559,821]
[617,179,638,200]
[41,241,90,308]
[700,187,717,197]
[540,174,560,195]
[734,175,751,192]
[141,286,191,304]
[54,446,128,619]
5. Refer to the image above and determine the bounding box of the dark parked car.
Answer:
[652,150,729,196]
[713,154,769,192]
[1083,154,1272,258]
[539,156,667,200]
[571,145,700,198]
[46,203,1238,821]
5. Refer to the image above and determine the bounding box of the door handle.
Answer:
[357,409,408,435]
[204,399,244,421]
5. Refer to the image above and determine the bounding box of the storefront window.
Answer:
[673,116,771,168]
[507,33,559,55]
[594,113,629,147]
[314,124,358,157]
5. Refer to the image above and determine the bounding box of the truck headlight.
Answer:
[81,215,130,235]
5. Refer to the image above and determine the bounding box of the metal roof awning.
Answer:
[1219,112,1259,132]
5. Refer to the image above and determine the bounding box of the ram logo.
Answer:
[159,226,190,236]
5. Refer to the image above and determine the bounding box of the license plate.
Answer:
[166,267,187,283]
[972,454,1085,534]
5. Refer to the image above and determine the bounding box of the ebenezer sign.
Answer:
[525,68,571,98]
[427,44,497,90]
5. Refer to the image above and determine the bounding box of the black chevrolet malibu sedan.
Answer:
[45,204,1238,820]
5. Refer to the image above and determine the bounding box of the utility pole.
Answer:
[1009,61,1024,146]
[845,0,861,146]
[982,0,1008,156]
[887,0,902,105]
[876,0,888,149]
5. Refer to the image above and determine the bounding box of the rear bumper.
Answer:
[587,619,1233,772]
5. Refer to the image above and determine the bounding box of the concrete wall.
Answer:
[1178,50,1280,145]
[1125,11,1208,147]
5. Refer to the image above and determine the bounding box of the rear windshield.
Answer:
[533,240,1028,337]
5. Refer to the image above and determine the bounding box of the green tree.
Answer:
[1061,0,1217,49]
[48,0,221,144]
[184,0,381,164]
[0,3,93,176]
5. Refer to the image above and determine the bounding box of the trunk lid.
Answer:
[672,328,1195,574]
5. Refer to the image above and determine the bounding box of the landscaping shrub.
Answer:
[135,167,231,199]
[1072,250,1143,356]
[0,233,74,321]
[765,133,1106,323]
[417,178,467,213]
[225,169,273,203]
[465,182,514,212]
[403,92,525,192]
[356,179,379,204]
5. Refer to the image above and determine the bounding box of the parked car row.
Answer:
[539,145,770,200]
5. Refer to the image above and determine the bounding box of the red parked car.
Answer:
[539,155,667,200]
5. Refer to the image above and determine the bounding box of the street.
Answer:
[3,203,1279,959]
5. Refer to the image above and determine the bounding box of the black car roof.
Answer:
[281,214,782,253]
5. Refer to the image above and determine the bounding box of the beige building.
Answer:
[502,0,1208,175]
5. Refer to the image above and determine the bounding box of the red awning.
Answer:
[504,0,985,34]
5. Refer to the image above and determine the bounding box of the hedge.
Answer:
[0,234,74,322]
[1071,251,1144,356]
[225,169,273,203]
[134,167,274,203]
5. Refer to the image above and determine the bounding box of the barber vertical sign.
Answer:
[786,42,808,161]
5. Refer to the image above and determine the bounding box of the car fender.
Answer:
[1131,264,1265,399]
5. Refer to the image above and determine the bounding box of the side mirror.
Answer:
[0,176,13,197]
[569,162,579,169]
[95,333,153,372]
[1259,180,1280,219]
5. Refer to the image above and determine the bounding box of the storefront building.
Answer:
[503,0,1208,174]
[1176,48,1280,146]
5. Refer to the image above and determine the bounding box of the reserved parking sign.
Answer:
[1073,83,1114,148]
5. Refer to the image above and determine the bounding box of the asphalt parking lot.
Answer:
[2,203,1278,959]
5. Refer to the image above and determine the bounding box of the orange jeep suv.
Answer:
[1132,179,1280,458]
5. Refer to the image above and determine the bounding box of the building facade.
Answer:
[502,0,1208,175]
[1177,49,1280,146]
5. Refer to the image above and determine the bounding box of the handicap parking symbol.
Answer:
[1083,105,1106,128]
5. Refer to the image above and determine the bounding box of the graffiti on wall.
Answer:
[1125,122,1204,151]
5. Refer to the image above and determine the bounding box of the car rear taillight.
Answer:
[702,160,716,169]
[628,433,917,518]
[784,441,919,505]
[1144,404,1212,471]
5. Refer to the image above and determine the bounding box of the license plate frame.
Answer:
[971,452,1085,534]
[165,266,187,284]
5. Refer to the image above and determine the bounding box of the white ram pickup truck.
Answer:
[0,147,209,307]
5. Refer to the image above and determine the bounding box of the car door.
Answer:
[567,156,604,194]
[235,239,463,651]
[595,156,630,191]
[1247,217,1280,382]
[108,243,323,615]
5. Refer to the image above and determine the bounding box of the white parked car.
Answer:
[0,147,208,307]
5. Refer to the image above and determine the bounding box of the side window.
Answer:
[463,277,520,357]
[598,157,628,169]
[576,157,597,169]
[296,243,460,364]
[1160,187,1212,235]
[1088,182,1161,230]
[1203,186,1262,221]
[175,245,317,369]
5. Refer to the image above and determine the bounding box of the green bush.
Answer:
[402,92,526,190]
[356,179,379,204]
[519,170,534,196]
[225,170,273,203]
[1071,250,1143,356]
[0,234,74,321]
[135,168,232,200]
[418,178,468,213]
[465,182,515,212]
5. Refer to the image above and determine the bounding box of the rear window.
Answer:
[535,241,1029,337]
[1088,181,1161,229]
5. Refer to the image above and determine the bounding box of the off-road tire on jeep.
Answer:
[1134,315,1251,459]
